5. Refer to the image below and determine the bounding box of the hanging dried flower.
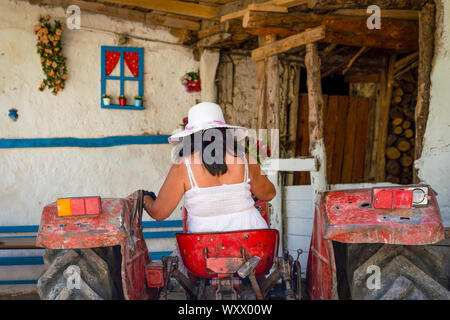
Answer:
[34,15,67,95]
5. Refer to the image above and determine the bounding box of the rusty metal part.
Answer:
[237,256,261,278]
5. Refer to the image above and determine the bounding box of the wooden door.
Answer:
[294,94,376,185]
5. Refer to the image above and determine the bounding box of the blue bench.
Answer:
[0,220,183,286]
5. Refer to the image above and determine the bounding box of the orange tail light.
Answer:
[57,197,101,216]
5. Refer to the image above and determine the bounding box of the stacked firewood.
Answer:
[385,76,417,184]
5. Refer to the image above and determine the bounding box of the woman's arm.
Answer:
[143,163,185,221]
[248,154,276,201]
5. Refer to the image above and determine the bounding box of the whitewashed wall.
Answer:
[0,0,202,226]
[416,0,450,227]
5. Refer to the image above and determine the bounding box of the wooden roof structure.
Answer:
[31,0,424,79]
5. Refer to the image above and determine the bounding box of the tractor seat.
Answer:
[175,228,279,278]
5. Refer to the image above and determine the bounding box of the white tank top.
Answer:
[183,153,256,218]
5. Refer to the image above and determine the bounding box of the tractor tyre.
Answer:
[37,246,124,300]
[347,243,450,300]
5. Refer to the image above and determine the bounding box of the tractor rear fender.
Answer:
[306,184,446,300]
[36,198,129,249]
[322,184,445,245]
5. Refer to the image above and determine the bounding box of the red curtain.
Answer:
[124,52,139,77]
[105,51,120,76]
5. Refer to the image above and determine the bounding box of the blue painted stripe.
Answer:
[0,236,36,239]
[0,280,37,285]
[101,104,145,110]
[0,135,170,149]
[0,221,182,234]
[142,220,182,229]
[0,256,44,266]
[143,231,182,239]
[0,225,39,233]
[0,251,172,266]
[150,251,172,261]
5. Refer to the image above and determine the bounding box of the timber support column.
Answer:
[200,49,220,102]
[305,42,328,197]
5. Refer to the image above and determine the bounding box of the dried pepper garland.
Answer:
[34,15,67,95]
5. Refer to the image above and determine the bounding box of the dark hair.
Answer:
[179,128,243,176]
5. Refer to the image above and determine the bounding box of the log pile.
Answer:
[385,70,417,184]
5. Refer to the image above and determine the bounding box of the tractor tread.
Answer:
[37,246,123,300]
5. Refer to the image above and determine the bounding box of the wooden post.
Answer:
[200,49,220,103]
[305,42,327,195]
[414,3,435,183]
[265,35,280,133]
[253,36,267,130]
[376,54,396,182]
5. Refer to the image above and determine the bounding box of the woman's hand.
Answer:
[143,195,155,215]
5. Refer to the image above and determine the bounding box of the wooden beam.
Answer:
[220,4,288,22]
[265,35,280,132]
[305,42,328,195]
[414,3,435,183]
[333,9,419,20]
[394,52,419,72]
[307,0,426,10]
[342,46,367,75]
[31,0,201,31]
[243,11,419,50]
[251,26,325,61]
[145,13,200,30]
[197,32,233,47]
[261,157,317,172]
[216,0,304,18]
[101,0,217,19]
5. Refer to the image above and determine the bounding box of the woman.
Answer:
[142,102,276,232]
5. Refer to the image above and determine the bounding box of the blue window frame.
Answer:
[101,46,144,110]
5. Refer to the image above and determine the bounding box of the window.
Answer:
[100,46,144,110]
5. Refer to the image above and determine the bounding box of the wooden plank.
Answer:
[31,0,200,30]
[282,184,313,200]
[333,9,419,20]
[307,0,426,10]
[414,3,435,183]
[376,55,396,182]
[330,95,349,184]
[145,12,200,30]
[101,0,217,19]
[341,96,358,183]
[261,157,317,172]
[197,32,233,47]
[251,26,325,62]
[243,11,419,50]
[352,97,370,183]
[306,42,328,193]
[364,99,376,182]
[324,95,339,181]
[294,94,309,185]
[217,0,267,17]
[265,35,280,133]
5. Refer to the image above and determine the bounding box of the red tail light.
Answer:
[57,197,101,216]
[372,186,429,209]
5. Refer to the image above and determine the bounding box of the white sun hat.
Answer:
[168,102,248,145]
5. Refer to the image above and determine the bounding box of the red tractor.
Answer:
[35,185,450,300]
[307,184,450,300]
[36,191,302,300]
